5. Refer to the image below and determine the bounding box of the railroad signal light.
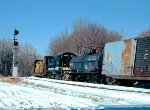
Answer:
[12,29,20,77]
[14,29,19,35]
[14,41,18,46]
[13,29,19,46]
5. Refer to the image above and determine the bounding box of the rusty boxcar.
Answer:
[102,36,150,85]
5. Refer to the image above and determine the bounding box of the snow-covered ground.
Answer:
[0,77,150,110]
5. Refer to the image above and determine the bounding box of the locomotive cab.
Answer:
[46,52,76,79]
[55,52,76,71]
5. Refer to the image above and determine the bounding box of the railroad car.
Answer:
[102,36,150,86]
[31,56,54,77]
[69,48,103,82]
[31,52,76,79]
[45,52,76,79]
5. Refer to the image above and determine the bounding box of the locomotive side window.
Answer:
[48,59,56,68]
[56,56,60,67]
[60,55,72,67]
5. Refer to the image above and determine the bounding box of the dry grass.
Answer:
[0,74,4,78]
[0,77,21,84]
[0,76,50,89]
[113,98,125,103]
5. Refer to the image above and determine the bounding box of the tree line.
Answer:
[47,20,150,56]
[0,38,38,77]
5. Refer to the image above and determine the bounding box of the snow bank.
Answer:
[0,77,150,109]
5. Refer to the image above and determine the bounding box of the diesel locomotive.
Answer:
[32,36,150,86]
[32,52,76,79]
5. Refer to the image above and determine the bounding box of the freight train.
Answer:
[31,36,150,87]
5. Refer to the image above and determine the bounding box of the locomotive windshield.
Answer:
[48,58,56,68]
[56,52,76,68]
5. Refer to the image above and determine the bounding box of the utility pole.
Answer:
[12,29,19,77]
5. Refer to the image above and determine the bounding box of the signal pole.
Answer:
[12,29,19,77]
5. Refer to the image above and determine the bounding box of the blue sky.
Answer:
[0,0,150,56]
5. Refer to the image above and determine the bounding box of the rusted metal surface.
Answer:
[134,36,150,76]
[102,39,136,77]
[34,60,44,74]
[122,39,132,74]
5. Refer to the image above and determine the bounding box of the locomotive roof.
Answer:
[57,52,76,56]
[70,53,102,62]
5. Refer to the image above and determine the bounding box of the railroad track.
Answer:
[23,77,150,94]
[20,77,150,105]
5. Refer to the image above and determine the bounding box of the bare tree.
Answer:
[18,43,38,76]
[47,30,70,55]
[0,38,13,76]
[47,19,123,56]
[138,29,150,38]
[0,38,38,77]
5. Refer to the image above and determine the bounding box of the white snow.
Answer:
[0,77,150,110]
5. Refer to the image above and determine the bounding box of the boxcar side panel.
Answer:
[102,39,136,78]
